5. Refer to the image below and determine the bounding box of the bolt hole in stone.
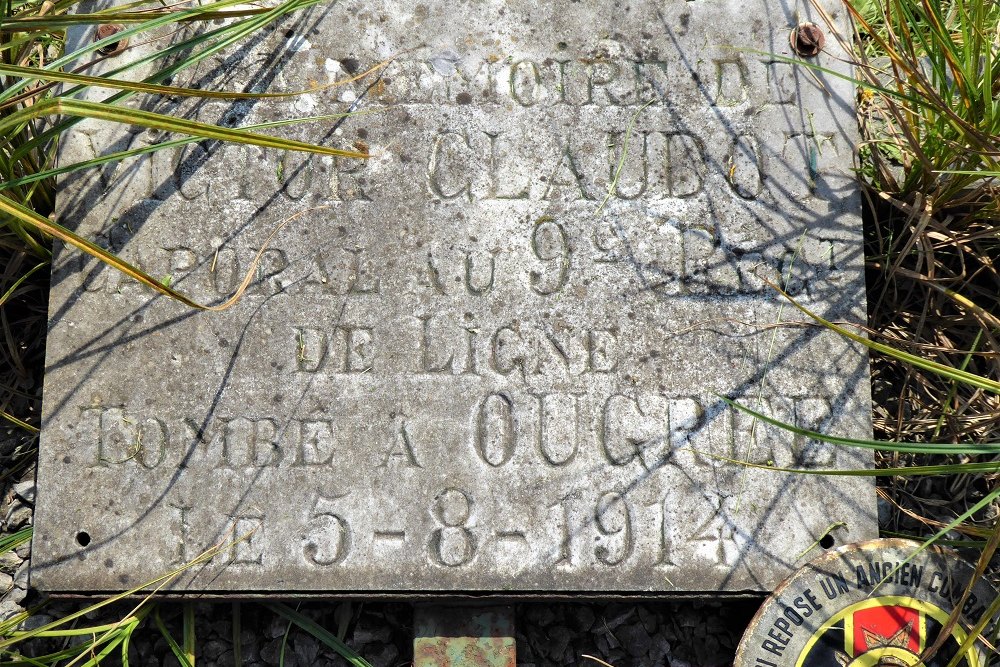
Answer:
[819,534,835,549]
[94,24,127,56]
[75,531,91,547]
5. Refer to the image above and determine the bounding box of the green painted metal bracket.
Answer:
[414,605,516,667]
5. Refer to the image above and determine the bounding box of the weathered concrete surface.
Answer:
[33,0,876,592]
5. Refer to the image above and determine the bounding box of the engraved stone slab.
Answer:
[34,0,876,592]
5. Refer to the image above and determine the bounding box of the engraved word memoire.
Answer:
[33,0,876,593]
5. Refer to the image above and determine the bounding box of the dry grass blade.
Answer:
[921,514,1000,664]
[0,408,38,432]
[0,196,327,311]
[0,534,235,653]
[761,279,1000,395]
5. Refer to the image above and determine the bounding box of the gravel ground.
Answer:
[1,463,758,666]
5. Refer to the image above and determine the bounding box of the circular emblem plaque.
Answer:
[735,539,998,667]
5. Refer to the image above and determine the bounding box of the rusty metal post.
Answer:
[414,605,516,667]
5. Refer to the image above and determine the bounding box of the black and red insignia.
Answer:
[736,539,997,667]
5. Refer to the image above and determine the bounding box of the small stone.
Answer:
[381,604,406,626]
[547,625,572,660]
[606,647,627,665]
[20,613,55,630]
[5,506,31,531]
[264,616,287,639]
[676,609,698,629]
[0,571,14,591]
[877,497,892,526]
[293,635,319,665]
[0,598,24,622]
[364,643,399,667]
[6,568,28,604]
[203,639,227,661]
[567,605,595,632]
[594,632,611,655]
[12,560,28,588]
[353,617,392,644]
[636,605,658,634]
[14,542,29,559]
[599,604,633,632]
[0,551,20,574]
[693,634,723,666]
[648,634,672,664]
[259,637,284,664]
[525,605,556,627]
[126,641,141,665]
[616,622,653,658]
[240,628,257,645]
[525,625,549,660]
[516,632,537,663]
[12,481,35,505]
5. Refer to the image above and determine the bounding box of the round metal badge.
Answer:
[735,538,998,667]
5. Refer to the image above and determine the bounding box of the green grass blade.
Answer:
[0,652,52,666]
[183,604,195,667]
[0,192,214,309]
[75,631,128,667]
[0,540,227,652]
[0,110,376,191]
[0,260,48,308]
[121,622,133,667]
[869,487,1000,595]
[0,0,276,104]
[4,6,272,28]
[264,603,373,667]
[881,531,988,549]
[768,284,1000,395]
[154,608,193,667]
[945,588,1000,667]
[0,527,31,554]
[7,617,144,639]
[0,98,366,159]
[720,397,1000,455]
[12,0,325,157]
[699,452,999,477]
[0,62,318,107]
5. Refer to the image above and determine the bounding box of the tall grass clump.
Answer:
[0,0,376,659]
[846,0,1000,450]
[762,0,1000,537]
[722,1,1000,660]
[0,0,366,447]
[734,1,1000,660]
[741,0,999,551]
[840,0,1000,562]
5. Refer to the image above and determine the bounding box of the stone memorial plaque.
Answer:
[33,0,876,593]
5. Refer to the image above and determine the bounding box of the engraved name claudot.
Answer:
[71,45,848,298]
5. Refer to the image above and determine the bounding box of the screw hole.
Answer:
[76,531,91,547]
[789,22,825,58]
[819,534,835,549]
[94,24,127,57]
